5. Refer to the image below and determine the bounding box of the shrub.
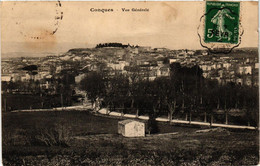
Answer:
[147,114,159,134]
[34,123,71,147]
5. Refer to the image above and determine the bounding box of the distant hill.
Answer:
[2,46,258,60]
[215,47,258,58]
[1,52,60,59]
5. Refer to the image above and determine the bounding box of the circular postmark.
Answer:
[13,0,63,40]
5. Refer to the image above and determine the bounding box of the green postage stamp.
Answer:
[204,1,240,44]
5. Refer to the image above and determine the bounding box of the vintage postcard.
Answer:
[1,1,259,165]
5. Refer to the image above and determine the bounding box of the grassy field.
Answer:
[2,94,62,111]
[2,111,259,165]
[2,94,81,111]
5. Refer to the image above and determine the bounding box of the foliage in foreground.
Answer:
[2,150,258,166]
[3,135,258,166]
[3,121,72,147]
[2,111,258,165]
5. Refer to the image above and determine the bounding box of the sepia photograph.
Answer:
[1,1,259,165]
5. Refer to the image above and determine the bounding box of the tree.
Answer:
[2,81,8,93]
[202,79,219,125]
[57,69,77,106]
[127,66,143,116]
[169,63,203,122]
[153,77,179,121]
[21,65,38,80]
[218,82,239,125]
[104,73,130,115]
[147,113,159,134]
[135,80,155,116]
[240,86,258,126]
[79,72,106,109]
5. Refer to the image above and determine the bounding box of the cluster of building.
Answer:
[168,50,259,86]
[1,46,258,94]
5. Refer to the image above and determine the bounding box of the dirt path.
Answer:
[12,105,257,130]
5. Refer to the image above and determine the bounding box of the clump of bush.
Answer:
[147,114,159,134]
[34,123,72,147]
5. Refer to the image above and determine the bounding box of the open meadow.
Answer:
[2,111,259,165]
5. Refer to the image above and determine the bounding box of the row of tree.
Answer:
[95,43,139,48]
[2,64,79,108]
[79,63,259,127]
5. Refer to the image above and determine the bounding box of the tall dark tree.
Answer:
[79,72,106,108]
[169,63,203,122]
[202,79,219,125]
[104,73,130,115]
[240,86,258,126]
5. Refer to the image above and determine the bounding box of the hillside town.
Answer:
[2,44,258,96]
[2,1,259,165]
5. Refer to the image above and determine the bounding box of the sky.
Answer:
[1,1,258,57]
